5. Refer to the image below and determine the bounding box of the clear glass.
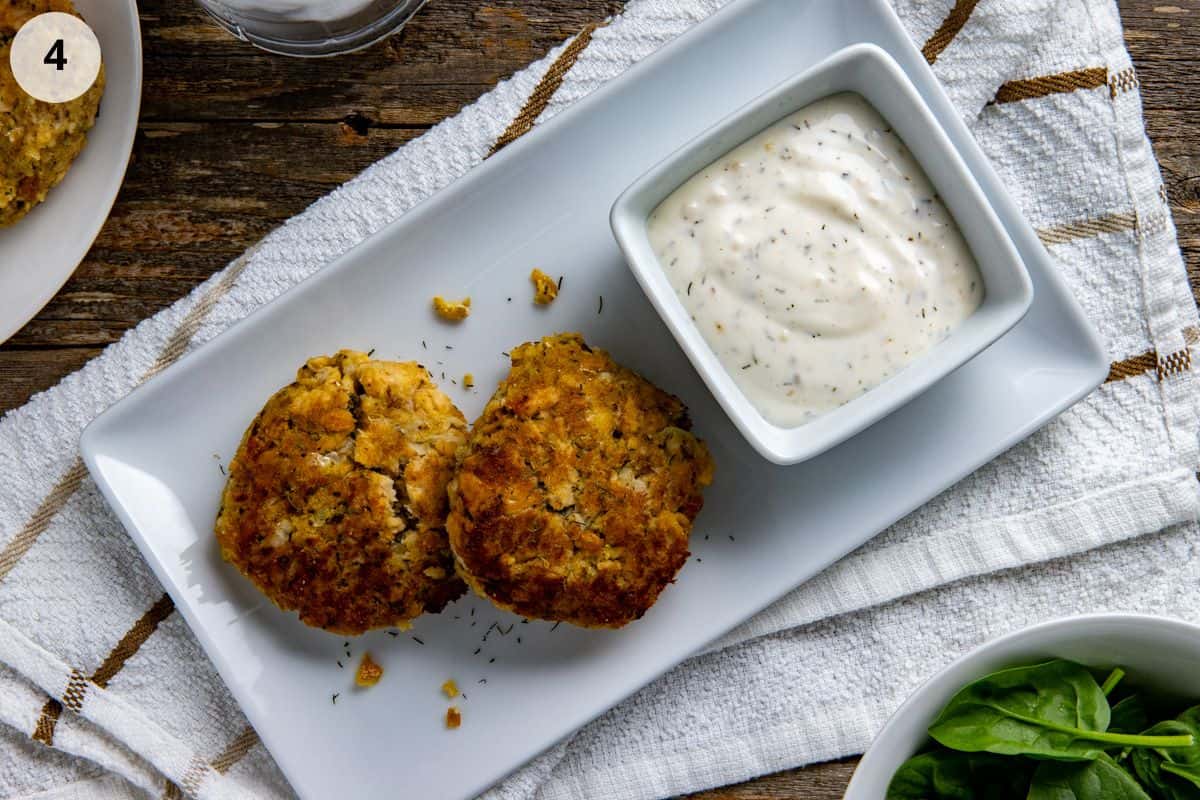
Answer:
[195,0,429,57]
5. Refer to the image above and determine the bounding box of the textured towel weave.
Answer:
[0,1,1196,798]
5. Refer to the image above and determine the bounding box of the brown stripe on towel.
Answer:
[31,594,175,745]
[1157,346,1193,381]
[212,726,260,774]
[61,669,89,713]
[31,699,61,746]
[993,67,1108,104]
[489,22,602,157]
[1036,212,1137,246]
[180,755,210,797]
[1105,334,1197,384]
[154,727,257,798]
[1108,66,1139,98]
[922,0,982,64]
[91,594,176,688]
[144,249,257,381]
[1107,351,1158,383]
[0,460,87,583]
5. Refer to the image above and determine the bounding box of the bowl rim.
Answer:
[844,612,1200,798]
[609,42,1034,465]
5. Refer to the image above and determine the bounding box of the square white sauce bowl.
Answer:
[611,43,1034,465]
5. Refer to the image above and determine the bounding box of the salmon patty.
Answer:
[216,351,467,635]
[447,333,714,628]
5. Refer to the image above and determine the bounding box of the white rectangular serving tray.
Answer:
[82,1,1108,798]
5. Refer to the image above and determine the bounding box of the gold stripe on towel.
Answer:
[922,0,982,64]
[1105,339,1196,385]
[1108,66,1139,98]
[154,727,257,798]
[489,23,601,157]
[31,594,176,745]
[1106,351,1158,383]
[144,249,257,381]
[993,67,1108,104]
[1157,346,1193,381]
[212,726,260,774]
[91,594,176,688]
[1036,212,1137,246]
[61,669,88,713]
[31,699,61,746]
[0,460,87,583]
[180,755,209,797]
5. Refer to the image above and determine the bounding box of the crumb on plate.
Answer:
[441,679,459,699]
[463,373,474,389]
[433,296,471,321]
[356,652,384,687]
[446,706,462,729]
[530,269,558,305]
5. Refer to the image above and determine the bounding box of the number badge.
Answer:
[9,12,102,104]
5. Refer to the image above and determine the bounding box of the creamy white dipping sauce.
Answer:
[648,92,984,428]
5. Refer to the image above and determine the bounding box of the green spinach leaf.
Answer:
[1111,696,1150,735]
[1027,755,1152,800]
[928,660,1195,760]
[887,749,1033,799]
[1131,707,1200,798]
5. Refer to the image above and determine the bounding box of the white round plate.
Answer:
[0,0,142,345]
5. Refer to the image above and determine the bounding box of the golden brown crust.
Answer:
[447,333,714,628]
[1,0,105,226]
[215,351,467,635]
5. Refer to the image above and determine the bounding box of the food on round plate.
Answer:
[1,0,106,226]
[215,351,467,635]
[447,333,714,628]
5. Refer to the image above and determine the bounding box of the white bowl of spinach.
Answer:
[844,614,1200,799]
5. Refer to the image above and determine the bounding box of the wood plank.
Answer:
[139,2,626,123]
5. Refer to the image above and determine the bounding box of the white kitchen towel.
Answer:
[0,0,1196,798]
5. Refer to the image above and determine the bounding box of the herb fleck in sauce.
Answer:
[647,92,983,427]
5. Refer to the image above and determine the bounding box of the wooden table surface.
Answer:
[2,1,1195,797]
